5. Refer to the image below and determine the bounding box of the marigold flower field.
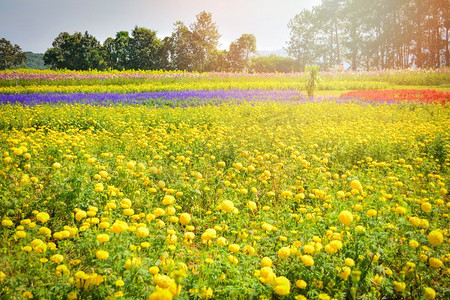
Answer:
[0,69,449,299]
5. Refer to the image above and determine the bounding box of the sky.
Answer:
[0,0,320,53]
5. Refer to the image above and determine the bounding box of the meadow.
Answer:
[0,69,449,299]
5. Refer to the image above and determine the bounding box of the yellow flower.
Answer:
[424,287,436,299]
[338,267,351,280]
[247,201,257,211]
[96,250,109,260]
[201,228,217,241]
[50,254,64,264]
[274,276,290,295]
[94,183,104,192]
[1,219,13,226]
[52,162,61,169]
[149,266,160,275]
[261,257,273,267]
[136,227,150,238]
[220,200,235,212]
[296,279,307,289]
[162,195,175,205]
[228,244,240,252]
[179,213,191,225]
[409,239,419,248]
[75,210,87,221]
[338,210,353,226]
[350,179,363,192]
[148,288,173,300]
[15,230,26,238]
[421,202,432,213]
[36,212,50,223]
[427,230,443,246]
[96,233,110,243]
[278,247,291,259]
[345,258,355,267]
[301,255,314,266]
[366,209,377,217]
[429,257,442,268]
[393,281,406,292]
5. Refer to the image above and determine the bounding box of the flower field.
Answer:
[0,69,449,299]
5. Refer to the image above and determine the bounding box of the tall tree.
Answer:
[227,34,257,72]
[0,38,26,70]
[128,26,162,70]
[169,21,194,71]
[189,11,221,72]
[44,31,105,70]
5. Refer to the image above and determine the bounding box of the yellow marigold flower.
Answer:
[247,201,257,211]
[338,210,353,226]
[350,179,363,192]
[278,246,291,259]
[75,210,87,221]
[274,276,290,295]
[154,208,165,217]
[366,209,377,217]
[261,257,273,267]
[36,212,50,223]
[424,287,436,300]
[179,213,191,225]
[2,219,13,226]
[162,195,175,205]
[94,183,104,192]
[330,240,343,250]
[96,233,110,243]
[338,267,351,280]
[201,228,217,241]
[301,255,314,266]
[428,230,443,246]
[303,244,315,254]
[393,281,406,292]
[409,239,419,248]
[220,200,235,212]
[296,279,307,289]
[345,258,355,267]
[421,201,432,213]
[149,266,160,275]
[148,288,173,300]
[52,162,61,169]
[228,244,240,252]
[96,250,109,260]
[429,257,443,268]
[15,230,26,238]
[50,254,64,264]
[136,227,150,238]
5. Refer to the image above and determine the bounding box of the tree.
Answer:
[287,9,317,70]
[0,38,26,70]
[227,34,257,71]
[169,21,194,71]
[104,31,131,70]
[128,26,162,70]
[190,11,221,71]
[44,31,105,70]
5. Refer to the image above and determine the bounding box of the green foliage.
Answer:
[0,38,26,70]
[250,55,302,73]
[19,52,48,70]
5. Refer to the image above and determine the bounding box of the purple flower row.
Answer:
[0,89,401,108]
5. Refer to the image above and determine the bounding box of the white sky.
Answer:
[0,0,321,53]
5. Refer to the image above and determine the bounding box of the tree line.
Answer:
[42,11,261,72]
[287,0,450,70]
